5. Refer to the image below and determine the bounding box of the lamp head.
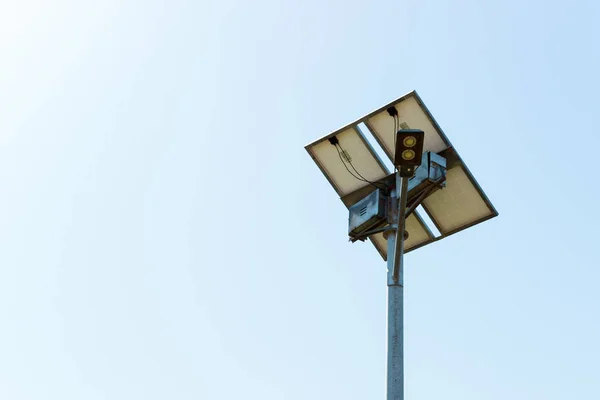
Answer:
[394,129,425,177]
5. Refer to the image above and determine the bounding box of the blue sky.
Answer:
[1,0,599,399]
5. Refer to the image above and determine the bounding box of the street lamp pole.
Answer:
[304,91,498,400]
[385,172,409,400]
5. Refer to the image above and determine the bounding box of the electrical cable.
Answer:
[336,143,374,184]
[334,143,388,192]
[334,145,366,183]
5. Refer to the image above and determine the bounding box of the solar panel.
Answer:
[305,90,497,258]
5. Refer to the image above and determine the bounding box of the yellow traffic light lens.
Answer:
[402,149,415,160]
[403,136,417,147]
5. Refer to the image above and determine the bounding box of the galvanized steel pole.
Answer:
[385,172,409,400]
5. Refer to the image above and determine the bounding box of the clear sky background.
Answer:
[1,0,599,399]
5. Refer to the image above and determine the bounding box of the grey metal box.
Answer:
[407,151,447,197]
[348,189,386,237]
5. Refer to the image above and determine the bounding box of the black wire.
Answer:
[337,144,370,181]
[335,143,388,192]
[334,145,363,182]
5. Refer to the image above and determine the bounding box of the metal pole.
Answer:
[393,173,409,283]
[386,172,409,400]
